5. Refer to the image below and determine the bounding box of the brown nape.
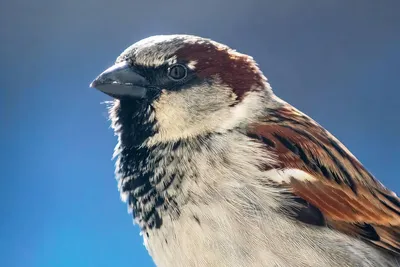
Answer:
[176,42,266,99]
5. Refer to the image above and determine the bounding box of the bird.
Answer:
[90,34,400,267]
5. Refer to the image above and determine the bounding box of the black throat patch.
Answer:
[110,99,185,233]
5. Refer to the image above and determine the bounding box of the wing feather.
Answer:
[248,105,400,254]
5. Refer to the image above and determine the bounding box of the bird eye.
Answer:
[167,64,187,81]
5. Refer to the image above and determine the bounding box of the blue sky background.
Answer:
[1,1,399,266]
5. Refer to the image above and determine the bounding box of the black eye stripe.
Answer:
[130,62,199,92]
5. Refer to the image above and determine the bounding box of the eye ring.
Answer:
[167,64,187,81]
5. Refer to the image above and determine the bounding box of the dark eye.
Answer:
[168,64,187,81]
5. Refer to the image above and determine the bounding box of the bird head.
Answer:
[91,35,276,145]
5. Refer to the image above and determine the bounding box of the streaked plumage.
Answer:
[91,34,400,267]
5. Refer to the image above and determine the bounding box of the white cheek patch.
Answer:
[265,168,317,184]
[219,90,265,131]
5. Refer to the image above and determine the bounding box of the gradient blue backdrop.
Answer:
[1,1,399,266]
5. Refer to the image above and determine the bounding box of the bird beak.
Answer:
[90,61,149,99]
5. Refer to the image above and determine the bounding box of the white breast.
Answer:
[140,132,397,267]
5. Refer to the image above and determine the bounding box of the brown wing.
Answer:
[248,105,400,255]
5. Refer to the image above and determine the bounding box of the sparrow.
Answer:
[90,34,400,267]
